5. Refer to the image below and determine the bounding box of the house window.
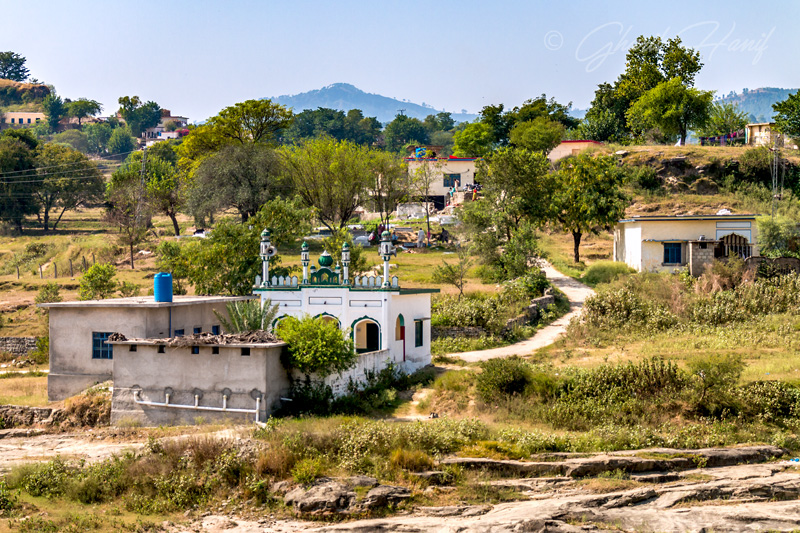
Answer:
[129,345,137,352]
[35,118,40,122]
[443,173,459,188]
[212,325,220,335]
[212,346,219,355]
[414,320,423,348]
[191,346,199,354]
[157,345,166,353]
[27,118,31,124]
[91,332,113,359]
[193,327,202,334]
[174,329,184,337]
[241,347,250,356]
[663,243,682,264]
[9,118,14,124]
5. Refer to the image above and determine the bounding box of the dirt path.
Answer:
[454,263,594,362]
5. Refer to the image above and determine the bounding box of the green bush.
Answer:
[582,261,634,286]
[738,380,800,424]
[628,165,660,191]
[0,480,17,511]
[687,353,744,417]
[29,336,49,365]
[476,357,531,403]
[291,457,327,484]
[79,263,118,300]
[276,315,356,377]
[34,282,62,305]
[738,146,772,186]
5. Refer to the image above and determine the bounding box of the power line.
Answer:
[0,173,109,186]
[0,150,137,177]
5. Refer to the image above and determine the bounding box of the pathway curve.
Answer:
[453,263,594,362]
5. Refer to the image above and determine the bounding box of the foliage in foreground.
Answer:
[275,315,356,377]
[214,299,279,333]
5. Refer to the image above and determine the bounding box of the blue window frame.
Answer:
[443,173,459,188]
[191,346,199,354]
[663,243,682,264]
[174,329,185,337]
[193,327,202,334]
[91,332,113,359]
[211,325,220,335]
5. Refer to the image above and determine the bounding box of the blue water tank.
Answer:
[154,272,173,303]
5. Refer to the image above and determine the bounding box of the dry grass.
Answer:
[0,376,47,407]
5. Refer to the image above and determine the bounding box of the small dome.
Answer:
[318,251,334,267]
[381,230,391,239]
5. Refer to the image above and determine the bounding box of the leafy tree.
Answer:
[106,163,152,268]
[552,153,628,263]
[126,149,184,235]
[51,130,89,153]
[509,116,565,154]
[42,93,66,133]
[773,91,800,140]
[574,109,626,143]
[79,263,119,300]
[429,130,454,156]
[0,129,39,232]
[35,282,62,305]
[423,112,455,133]
[207,99,293,145]
[155,241,191,295]
[757,215,800,257]
[281,107,380,146]
[410,159,440,247]
[697,102,749,137]
[190,143,283,223]
[35,143,103,231]
[67,98,102,126]
[431,246,472,298]
[627,78,714,144]
[453,122,494,157]
[117,96,161,137]
[107,126,135,155]
[0,51,29,81]
[214,299,279,332]
[275,315,356,377]
[283,137,376,230]
[478,95,579,146]
[383,114,429,153]
[84,122,114,155]
[616,36,702,103]
[366,150,409,227]
[181,198,312,295]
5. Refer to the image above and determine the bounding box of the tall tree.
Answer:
[773,91,800,140]
[0,52,29,81]
[0,130,39,232]
[616,36,702,103]
[368,151,409,227]
[509,116,565,154]
[383,114,429,153]
[190,143,284,222]
[106,163,152,268]
[42,93,66,133]
[283,137,375,230]
[67,98,102,126]
[117,96,162,137]
[107,126,136,155]
[552,154,628,263]
[35,143,104,231]
[410,160,442,246]
[626,78,714,144]
[84,122,114,155]
[125,149,184,235]
[453,123,494,157]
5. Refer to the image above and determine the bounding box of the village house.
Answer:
[43,231,436,425]
[614,214,760,275]
[142,109,189,146]
[405,155,478,209]
[0,111,45,128]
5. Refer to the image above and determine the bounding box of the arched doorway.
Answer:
[396,314,406,361]
[353,318,381,353]
[315,313,341,328]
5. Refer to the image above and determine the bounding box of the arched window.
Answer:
[395,314,405,340]
[352,317,381,353]
[315,313,341,328]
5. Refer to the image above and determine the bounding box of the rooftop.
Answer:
[39,295,255,309]
[619,214,760,223]
[107,330,285,348]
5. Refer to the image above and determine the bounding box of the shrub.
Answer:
[738,146,772,186]
[214,298,279,333]
[79,263,118,300]
[0,480,17,511]
[695,257,745,293]
[29,336,49,365]
[389,448,435,472]
[291,457,327,485]
[738,381,800,424]
[687,353,744,416]
[476,357,531,403]
[275,315,356,377]
[582,261,634,286]
[34,282,62,305]
[628,165,661,191]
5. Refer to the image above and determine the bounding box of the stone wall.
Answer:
[503,294,556,333]
[431,326,487,340]
[688,242,714,276]
[0,405,59,427]
[0,337,38,356]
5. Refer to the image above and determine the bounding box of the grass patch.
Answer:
[0,376,47,407]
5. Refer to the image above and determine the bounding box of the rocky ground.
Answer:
[164,445,800,533]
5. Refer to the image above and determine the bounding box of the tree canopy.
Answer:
[0,51,29,81]
[117,96,161,137]
[697,102,749,137]
[67,98,102,125]
[0,130,39,232]
[383,114,429,153]
[773,91,800,140]
[509,116,565,154]
[453,123,494,157]
[626,78,714,144]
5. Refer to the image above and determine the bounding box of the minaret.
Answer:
[259,229,271,286]
[380,230,392,287]
[341,242,351,285]
[301,241,310,284]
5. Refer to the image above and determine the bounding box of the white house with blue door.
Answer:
[253,230,438,394]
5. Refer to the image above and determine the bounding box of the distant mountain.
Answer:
[717,87,797,123]
[270,83,477,125]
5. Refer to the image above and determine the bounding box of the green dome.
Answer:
[318,251,334,267]
[381,230,391,239]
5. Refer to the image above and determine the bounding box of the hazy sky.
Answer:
[4,0,796,122]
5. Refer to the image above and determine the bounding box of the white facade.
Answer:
[614,215,760,274]
[406,158,478,196]
[254,234,437,393]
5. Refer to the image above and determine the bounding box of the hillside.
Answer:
[271,83,478,124]
[0,79,50,111]
[717,87,797,122]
